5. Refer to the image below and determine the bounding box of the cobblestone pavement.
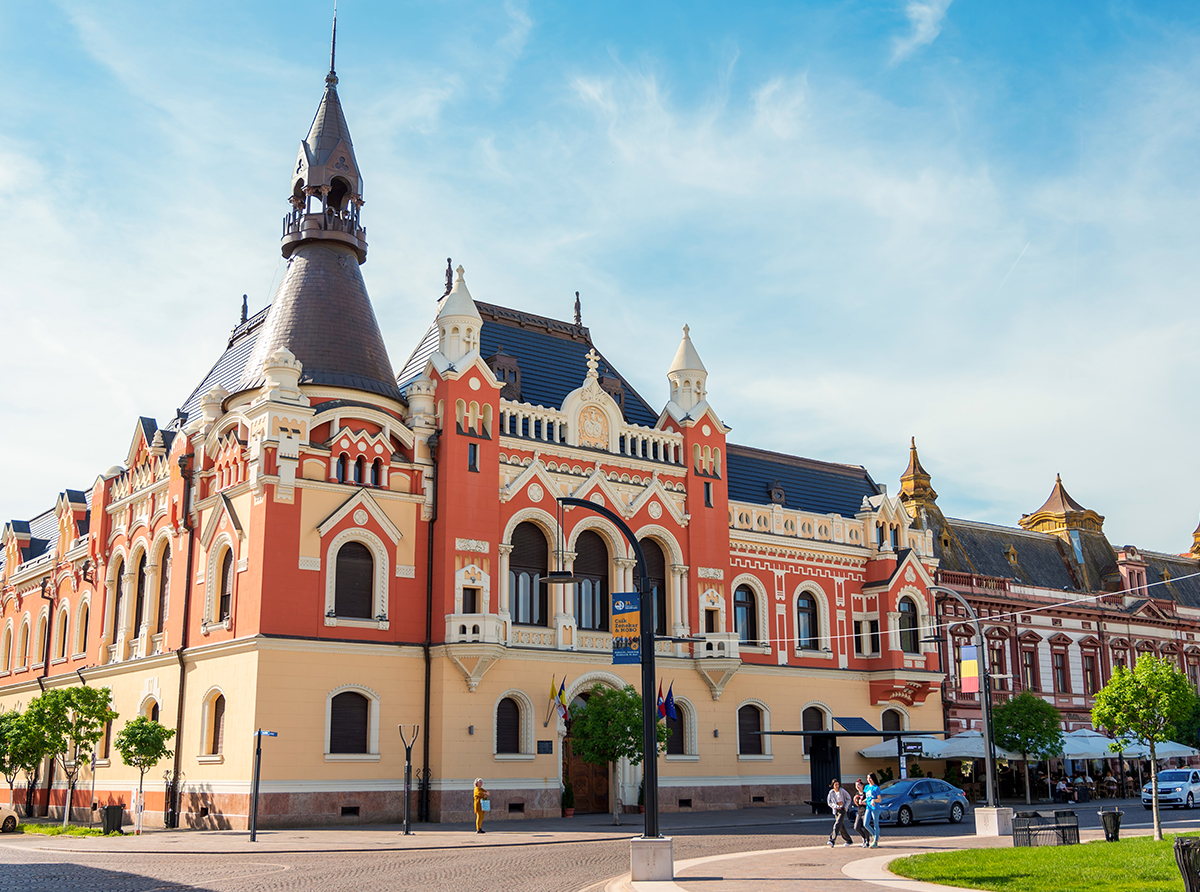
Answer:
[0,799,1192,892]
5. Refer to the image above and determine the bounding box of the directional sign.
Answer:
[257,730,278,738]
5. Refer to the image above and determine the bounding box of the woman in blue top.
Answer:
[863,772,882,848]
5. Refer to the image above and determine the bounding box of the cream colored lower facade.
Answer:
[1,634,944,828]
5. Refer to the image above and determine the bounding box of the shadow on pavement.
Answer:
[0,863,212,891]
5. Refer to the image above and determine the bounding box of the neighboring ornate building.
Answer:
[899,440,1200,738]
[2,54,950,828]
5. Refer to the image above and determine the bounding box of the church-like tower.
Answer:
[239,37,399,400]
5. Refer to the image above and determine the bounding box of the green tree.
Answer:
[2,709,50,816]
[991,692,1064,805]
[114,716,175,835]
[1093,656,1195,840]
[27,687,118,827]
[0,710,22,807]
[568,684,669,825]
[1169,690,1200,749]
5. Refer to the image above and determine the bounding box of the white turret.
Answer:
[436,265,482,365]
[666,325,708,413]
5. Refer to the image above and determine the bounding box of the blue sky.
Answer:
[2,1,1199,551]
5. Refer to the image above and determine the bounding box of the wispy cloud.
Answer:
[892,0,954,63]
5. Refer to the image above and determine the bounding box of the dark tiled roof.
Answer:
[240,244,400,402]
[396,301,660,428]
[925,514,1080,591]
[725,444,879,516]
[177,308,270,426]
[1142,552,1200,609]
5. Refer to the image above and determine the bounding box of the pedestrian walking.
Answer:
[473,777,490,833]
[826,779,854,847]
[852,778,872,847]
[863,772,883,848]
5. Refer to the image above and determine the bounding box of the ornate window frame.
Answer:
[324,683,381,761]
[730,573,769,649]
[736,698,773,760]
[202,533,236,633]
[793,582,832,658]
[493,689,535,761]
[197,686,227,763]
[73,594,91,659]
[323,528,390,629]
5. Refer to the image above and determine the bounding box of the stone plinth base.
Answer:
[631,836,674,882]
[975,806,1014,836]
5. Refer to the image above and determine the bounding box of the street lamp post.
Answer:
[928,585,997,809]
[398,724,419,836]
[249,729,277,843]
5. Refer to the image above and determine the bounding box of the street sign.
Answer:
[258,731,278,737]
[903,741,924,755]
[612,592,640,664]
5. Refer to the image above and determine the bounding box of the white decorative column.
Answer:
[555,551,577,650]
[670,565,687,656]
[887,611,902,651]
[497,544,512,644]
[675,565,690,635]
[117,569,137,661]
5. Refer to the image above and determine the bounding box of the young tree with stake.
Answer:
[1093,655,1195,840]
[27,687,118,827]
[114,716,175,835]
[991,692,1064,805]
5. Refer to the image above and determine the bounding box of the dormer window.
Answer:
[768,481,786,506]
[486,347,521,401]
[599,367,626,414]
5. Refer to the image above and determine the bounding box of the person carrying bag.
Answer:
[826,779,854,847]
[473,777,490,833]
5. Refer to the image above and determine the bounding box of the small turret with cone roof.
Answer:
[666,325,709,416]
[1019,474,1104,535]
[282,8,367,263]
[436,265,483,365]
[899,437,937,517]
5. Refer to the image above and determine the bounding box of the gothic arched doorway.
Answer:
[564,691,610,815]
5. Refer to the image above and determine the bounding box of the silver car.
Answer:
[1142,769,1200,809]
[0,806,18,833]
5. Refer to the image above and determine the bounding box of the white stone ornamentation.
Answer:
[648,501,663,519]
[456,538,490,553]
[527,483,543,503]
[353,509,369,526]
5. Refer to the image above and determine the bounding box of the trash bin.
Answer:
[1098,809,1123,842]
[1176,837,1200,892]
[101,804,124,835]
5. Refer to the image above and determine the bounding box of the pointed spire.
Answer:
[442,257,453,298]
[240,294,248,324]
[328,0,338,86]
[899,437,937,516]
[1020,473,1104,535]
[574,292,582,326]
[436,264,482,363]
[669,324,706,374]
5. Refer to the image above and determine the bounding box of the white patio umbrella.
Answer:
[935,730,1021,761]
[857,735,945,760]
[1061,728,1128,760]
[1124,739,1200,761]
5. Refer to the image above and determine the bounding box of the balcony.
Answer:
[699,632,740,660]
[935,570,1012,594]
[445,614,506,645]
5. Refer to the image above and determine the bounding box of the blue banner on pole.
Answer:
[612,592,641,664]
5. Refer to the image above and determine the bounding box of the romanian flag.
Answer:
[556,677,569,721]
[664,682,677,721]
[960,645,980,694]
[657,681,666,720]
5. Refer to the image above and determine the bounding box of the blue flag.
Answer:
[665,682,677,721]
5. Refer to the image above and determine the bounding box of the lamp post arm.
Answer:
[557,497,659,839]
[928,585,996,809]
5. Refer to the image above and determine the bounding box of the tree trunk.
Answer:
[1151,741,1162,841]
[610,762,619,826]
[24,765,38,816]
[61,779,72,828]
[1023,759,1032,805]
[136,772,145,836]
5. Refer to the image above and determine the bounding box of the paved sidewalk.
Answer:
[603,821,1150,892]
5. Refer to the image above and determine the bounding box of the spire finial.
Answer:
[1056,473,1063,484]
[455,264,466,285]
[443,258,453,297]
[574,291,581,325]
[327,0,339,87]
[910,436,916,448]
[586,348,600,378]
[241,294,249,324]
[683,324,690,337]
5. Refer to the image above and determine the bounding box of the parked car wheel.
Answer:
[1,816,15,833]
[949,802,964,824]
[897,806,914,827]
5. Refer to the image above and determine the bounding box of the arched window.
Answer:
[881,708,903,732]
[640,538,668,637]
[329,691,370,754]
[496,697,520,754]
[143,699,160,722]
[336,454,348,483]
[208,694,226,755]
[666,705,687,756]
[17,622,29,667]
[574,530,609,632]
[110,561,125,638]
[899,598,920,654]
[34,615,46,665]
[737,704,763,756]
[802,705,825,756]
[371,459,383,487]
[77,603,89,655]
[509,522,548,626]
[219,549,234,621]
[334,542,374,619]
[55,607,69,660]
[134,554,148,636]
[796,594,818,650]
[1,626,11,671]
[156,545,171,635]
[354,456,366,485]
[734,585,757,644]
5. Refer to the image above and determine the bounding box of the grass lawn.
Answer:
[16,823,109,837]
[890,833,1194,892]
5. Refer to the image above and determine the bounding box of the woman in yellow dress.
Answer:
[473,777,489,833]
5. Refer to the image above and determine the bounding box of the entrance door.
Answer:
[564,692,610,814]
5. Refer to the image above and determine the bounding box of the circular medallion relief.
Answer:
[357,441,367,451]
[648,501,663,519]
[468,377,481,391]
[527,483,544,503]
[341,438,350,449]
[589,493,605,506]
[374,444,384,454]
[353,509,369,526]
[702,424,711,436]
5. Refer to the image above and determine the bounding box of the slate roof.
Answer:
[175,308,270,429]
[724,444,880,517]
[396,301,660,428]
[1142,551,1200,610]
[927,514,1080,591]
